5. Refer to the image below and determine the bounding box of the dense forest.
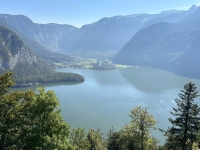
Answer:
[0,61,84,87]
[1,72,200,149]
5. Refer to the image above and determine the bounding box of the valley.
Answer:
[1,4,199,82]
[1,2,200,149]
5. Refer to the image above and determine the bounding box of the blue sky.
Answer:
[0,0,200,27]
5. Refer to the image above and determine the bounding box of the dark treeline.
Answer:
[0,61,84,87]
[0,72,200,149]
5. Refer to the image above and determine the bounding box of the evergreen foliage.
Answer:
[0,61,85,87]
[107,127,122,150]
[162,82,200,150]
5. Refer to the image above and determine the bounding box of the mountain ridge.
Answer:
[0,5,197,57]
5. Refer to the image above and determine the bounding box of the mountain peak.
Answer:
[189,4,199,11]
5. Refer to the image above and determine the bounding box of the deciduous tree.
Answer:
[70,127,90,150]
[0,72,73,149]
[87,128,105,150]
[128,106,157,150]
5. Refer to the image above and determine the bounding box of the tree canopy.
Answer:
[0,72,73,149]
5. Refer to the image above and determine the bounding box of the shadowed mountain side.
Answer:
[113,7,200,80]
[113,22,176,68]
[169,36,200,79]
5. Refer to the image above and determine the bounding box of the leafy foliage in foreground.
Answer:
[0,72,73,149]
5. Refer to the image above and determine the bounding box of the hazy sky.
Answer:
[0,0,200,27]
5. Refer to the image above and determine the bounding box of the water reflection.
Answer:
[11,81,83,92]
[119,67,189,93]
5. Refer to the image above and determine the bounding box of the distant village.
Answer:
[54,58,131,70]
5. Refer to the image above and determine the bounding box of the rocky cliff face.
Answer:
[0,26,37,70]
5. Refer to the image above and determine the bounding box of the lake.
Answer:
[12,67,200,145]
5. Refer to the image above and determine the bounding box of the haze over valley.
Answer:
[1,1,200,149]
[1,4,200,80]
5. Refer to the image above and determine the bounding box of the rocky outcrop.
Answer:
[0,26,37,70]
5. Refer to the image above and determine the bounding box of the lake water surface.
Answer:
[13,68,200,144]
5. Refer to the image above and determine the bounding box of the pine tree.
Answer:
[163,82,200,150]
[107,126,121,150]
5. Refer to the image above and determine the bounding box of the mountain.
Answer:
[60,10,194,57]
[113,22,176,68]
[0,26,84,87]
[0,18,73,63]
[0,14,78,52]
[0,14,156,57]
[178,4,200,22]
[60,14,153,55]
[113,6,200,79]
[0,7,196,58]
